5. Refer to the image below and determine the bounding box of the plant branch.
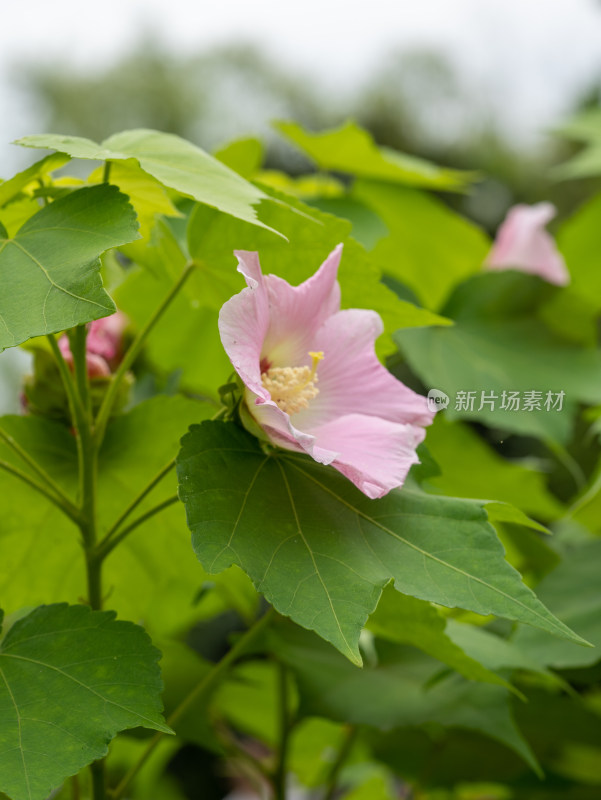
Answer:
[94,261,197,447]
[111,608,276,800]
[274,662,293,800]
[323,725,359,800]
[97,495,179,560]
[0,426,80,519]
[97,459,176,552]
[0,459,81,523]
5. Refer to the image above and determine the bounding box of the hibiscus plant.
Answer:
[0,123,600,800]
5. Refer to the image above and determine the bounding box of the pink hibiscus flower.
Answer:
[218,244,434,499]
[58,311,127,378]
[484,203,570,286]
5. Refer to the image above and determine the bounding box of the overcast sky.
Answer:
[1,0,601,172]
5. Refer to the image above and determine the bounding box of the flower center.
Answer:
[261,351,324,415]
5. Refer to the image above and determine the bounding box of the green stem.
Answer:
[70,325,92,419]
[70,774,81,800]
[0,427,80,519]
[90,759,106,800]
[47,334,85,432]
[47,333,87,505]
[94,261,197,448]
[0,460,81,523]
[274,662,293,800]
[97,460,176,552]
[102,161,112,184]
[111,608,275,800]
[564,467,601,519]
[97,495,179,560]
[323,725,359,800]
[546,439,586,493]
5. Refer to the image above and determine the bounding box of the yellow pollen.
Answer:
[262,351,324,415]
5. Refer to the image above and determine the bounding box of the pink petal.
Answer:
[219,245,343,400]
[261,244,342,367]
[219,251,271,399]
[485,203,570,286]
[294,308,434,430]
[313,414,426,499]
[247,389,338,465]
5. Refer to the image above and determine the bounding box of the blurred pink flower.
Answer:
[218,245,434,499]
[58,311,128,378]
[484,203,569,286]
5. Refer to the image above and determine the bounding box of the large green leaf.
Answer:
[16,130,283,236]
[0,603,170,800]
[275,120,474,191]
[266,620,539,771]
[0,396,211,636]
[512,540,601,669]
[186,188,450,342]
[353,180,489,310]
[424,416,564,520]
[557,192,601,310]
[0,184,139,352]
[395,318,601,443]
[88,159,181,240]
[176,421,585,666]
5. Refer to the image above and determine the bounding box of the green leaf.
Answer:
[114,263,231,399]
[88,159,181,240]
[354,180,490,310]
[186,187,450,349]
[16,130,284,237]
[557,192,601,311]
[445,620,550,677]
[0,184,140,352]
[267,620,539,772]
[0,153,70,207]
[0,396,212,636]
[512,540,601,669]
[0,603,169,800]
[424,417,564,521]
[553,110,601,179]
[176,421,585,666]
[213,136,263,178]
[215,660,296,747]
[275,120,475,191]
[395,318,601,443]
[367,587,513,690]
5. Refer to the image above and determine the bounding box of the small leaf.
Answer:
[367,587,513,690]
[176,422,586,665]
[16,130,284,237]
[0,184,140,351]
[0,603,170,800]
[275,120,475,191]
[0,153,70,207]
